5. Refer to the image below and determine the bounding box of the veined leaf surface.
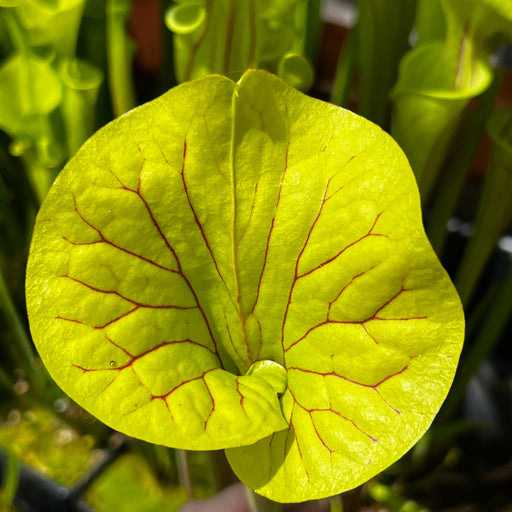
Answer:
[26,69,464,502]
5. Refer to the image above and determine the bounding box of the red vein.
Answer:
[180,141,227,290]
[368,285,424,321]
[73,336,220,373]
[151,368,217,423]
[57,307,139,330]
[362,323,379,345]
[224,312,249,364]
[298,212,386,280]
[152,369,217,400]
[325,154,359,202]
[106,161,223,366]
[288,402,311,482]
[250,141,290,316]
[178,140,250,365]
[67,196,177,273]
[288,361,416,415]
[285,284,427,353]
[254,317,263,361]
[281,180,331,349]
[236,379,248,414]
[203,384,216,430]
[238,182,258,243]
[61,275,197,311]
[280,176,388,357]
[328,269,375,315]
[289,389,377,448]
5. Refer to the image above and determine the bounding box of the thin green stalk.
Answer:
[355,0,416,128]
[0,267,33,368]
[106,0,137,117]
[207,450,235,493]
[157,3,177,92]
[0,366,14,392]
[0,266,45,393]
[59,59,103,156]
[149,444,176,481]
[330,28,356,108]
[437,280,497,421]
[465,260,512,377]
[16,152,61,205]
[0,148,24,251]
[427,71,503,255]
[301,0,322,64]
[454,108,512,305]
[292,0,308,55]
[341,487,362,512]
[0,449,20,509]
[0,139,38,250]
[2,8,25,53]
[330,495,343,512]
[440,262,512,421]
[369,482,428,512]
[246,486,282,512]
[175,449,193,500]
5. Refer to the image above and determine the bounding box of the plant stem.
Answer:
[175,449,193,500]
[17,153,61,206]
[0,146,25,251]
[245,486,282,512]
[106,0,137,117]
[207,450,235,493]
[355,0,416,128]
[342,486,362,512]
[330,28,356,108]
[2,8,26,53]
[440,262,512,421]
[0,449,21,509]
[465,259,512,376]
[301,0,322,64]
[59,59,103,156]
[0,265,45,393]
[454,107,512,305]
[0,366,14,392]
[330,494,343,512]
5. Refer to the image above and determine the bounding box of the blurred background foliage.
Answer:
[1,1,512,511]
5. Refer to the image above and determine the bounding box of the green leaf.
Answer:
[27,72,289,452]
[26,70,464,502]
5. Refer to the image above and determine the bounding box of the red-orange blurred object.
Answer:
[128,0,164,74]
